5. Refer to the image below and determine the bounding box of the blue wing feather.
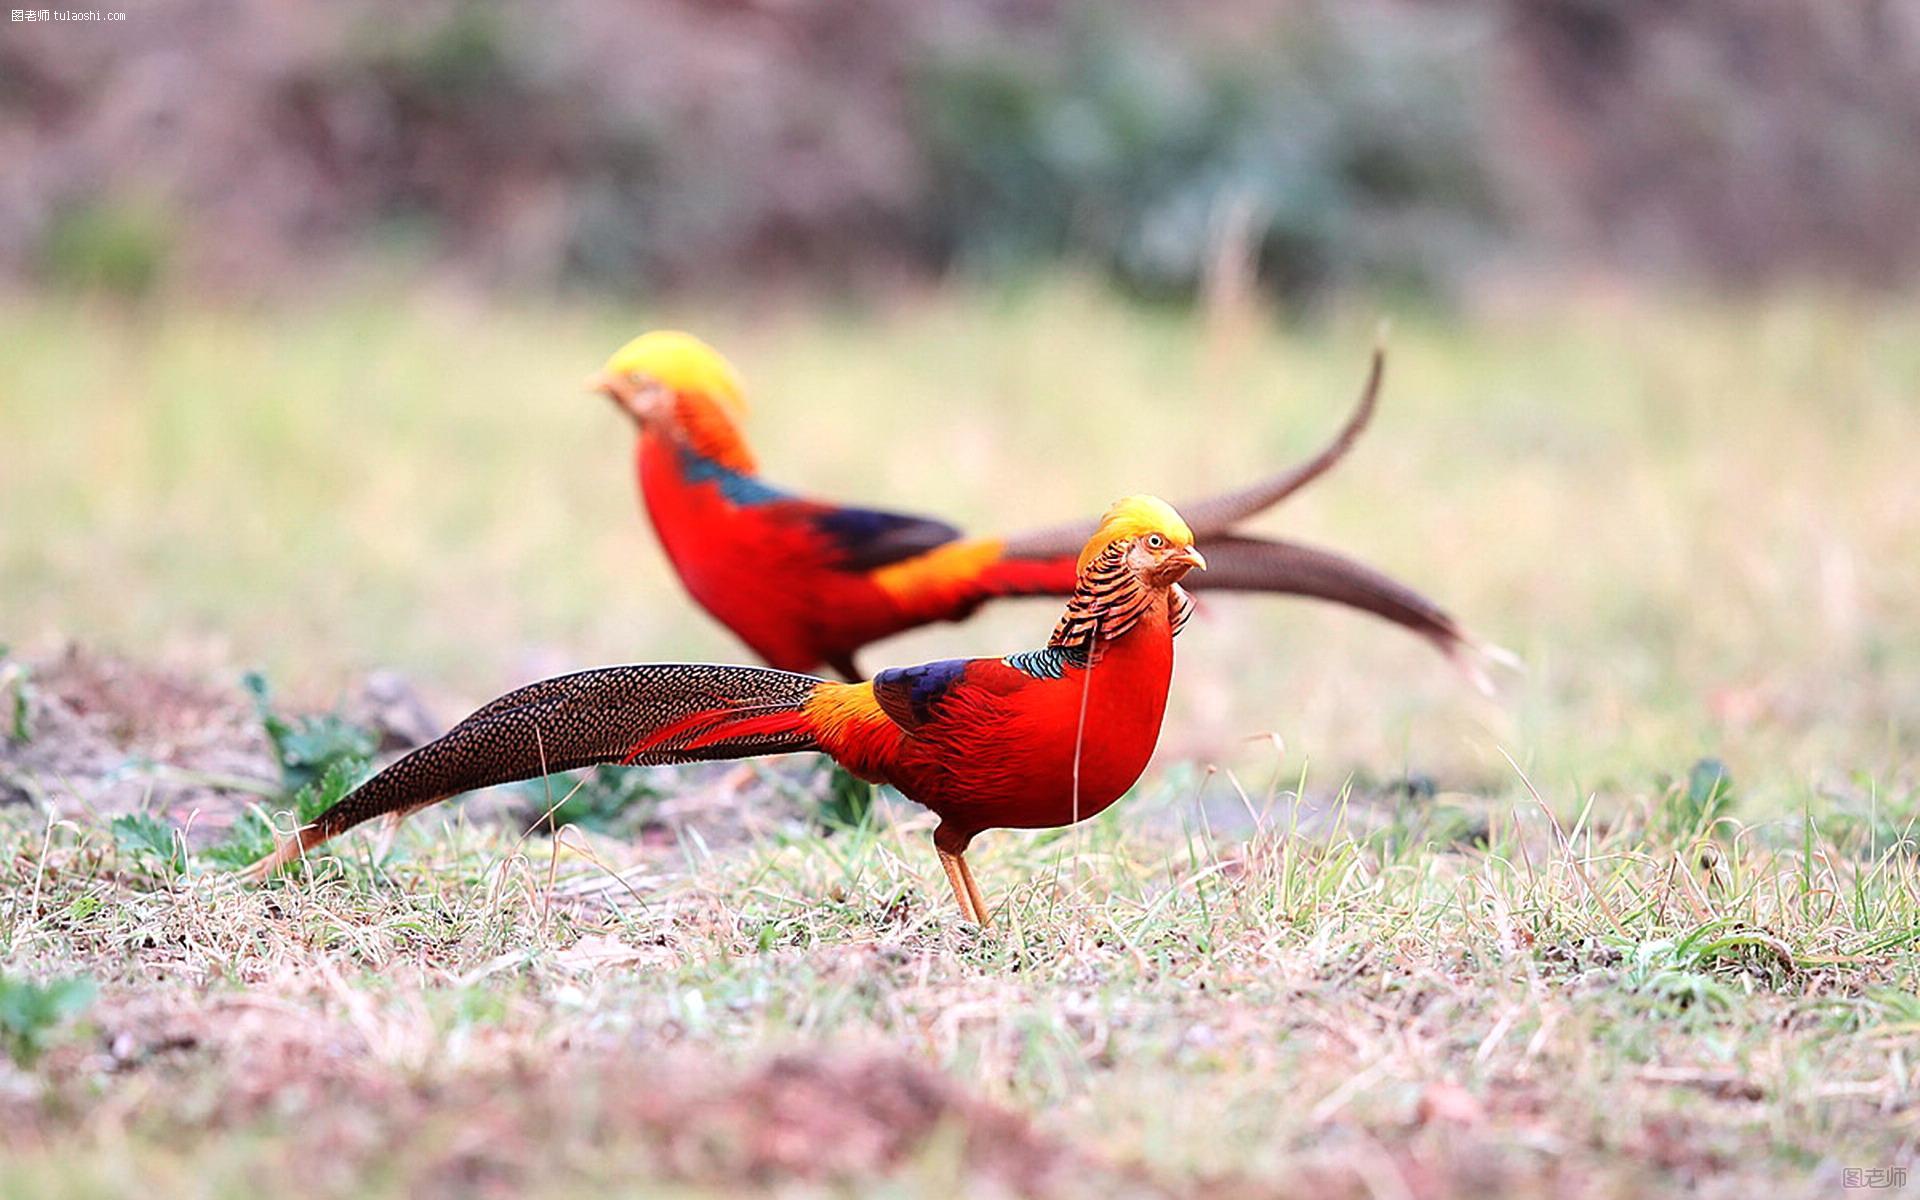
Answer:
[807,506,962,572]
[871,658,972,731]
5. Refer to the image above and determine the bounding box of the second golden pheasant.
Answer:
[590,332,1508,689]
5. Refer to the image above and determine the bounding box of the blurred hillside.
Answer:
[3,0,1918,300]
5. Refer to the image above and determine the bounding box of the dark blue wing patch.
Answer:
[871,658,971,731]
[810,506,962,571]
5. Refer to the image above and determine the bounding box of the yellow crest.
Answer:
[602,330,747,416]
[1077,495,1195,573]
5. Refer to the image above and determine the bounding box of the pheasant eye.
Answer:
[1146,534,1165,549]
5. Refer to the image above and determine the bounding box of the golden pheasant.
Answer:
[249,496,1211,924]
[590,331,1508,689]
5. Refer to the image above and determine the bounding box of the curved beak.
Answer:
[590,370,655,424]
[1153,544,1206,586]
[587,370,624,401]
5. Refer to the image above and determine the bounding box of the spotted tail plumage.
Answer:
[243,663,826,877]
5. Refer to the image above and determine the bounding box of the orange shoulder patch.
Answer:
[804,680,887,735]
[803,680,903,777]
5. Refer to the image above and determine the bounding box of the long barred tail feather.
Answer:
[1191,535,1518,694]
[1171,346,1382,539]
[998,347,1383,561]
[243,663,826,878]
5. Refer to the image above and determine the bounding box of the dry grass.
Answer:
[1,281,1917,1196]
[2,709,1916,1197]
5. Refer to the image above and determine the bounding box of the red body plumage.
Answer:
[809,594,1176,842]
[638,429,1073,676]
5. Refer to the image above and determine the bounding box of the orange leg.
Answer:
[955,853,991,927]
[936,847,984,925]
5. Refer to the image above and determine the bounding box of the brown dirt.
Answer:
[4,977,1620,1199]
[6,986,1165,1199]
[0,645,272,829]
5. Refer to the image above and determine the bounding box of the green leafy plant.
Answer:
[200,757,368,871]
[1623,938,1736,1016]
[1620,920,1796,1019]
[111,812,187,878]
[0,974,97,1066]
[243,671,377,793]
[176,673,378,871]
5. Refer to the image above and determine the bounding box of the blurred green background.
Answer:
[2,0,1916,813]
[7,2,1918,300]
